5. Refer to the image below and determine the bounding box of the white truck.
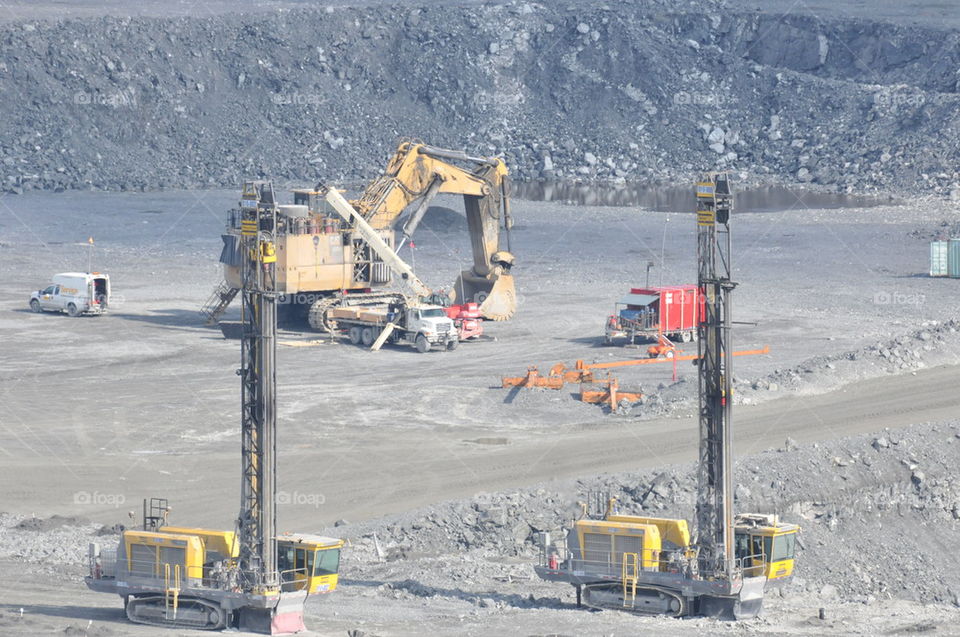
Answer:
[330,301,458,353]
[30,272,110,316]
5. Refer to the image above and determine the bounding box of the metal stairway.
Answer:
[200,281,238,325]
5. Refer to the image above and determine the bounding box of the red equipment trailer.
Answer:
[446,302,484,340]
[604,285,702,345]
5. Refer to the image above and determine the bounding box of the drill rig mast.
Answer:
[694,173,737,581]
[237,183,281,597]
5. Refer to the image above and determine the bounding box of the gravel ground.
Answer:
[0,188,959,635]
[3,2,960,633]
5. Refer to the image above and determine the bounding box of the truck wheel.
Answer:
[361,327,375,347]
[348,326,362,345]
[415,334,431,353]
[680,331,692,343]
[67,303,80,317]
[446,339,459,351]
[30,299,42,313]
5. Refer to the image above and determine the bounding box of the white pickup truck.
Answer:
[331,302,458,352]
[30,272,110,316]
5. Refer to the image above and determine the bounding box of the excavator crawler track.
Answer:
[307,292,407,332]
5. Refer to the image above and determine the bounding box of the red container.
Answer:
[627,286,702,333]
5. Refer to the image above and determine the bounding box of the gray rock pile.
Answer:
[2,1,960,195]
[338,420,960,605]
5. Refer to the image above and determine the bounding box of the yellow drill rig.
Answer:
[534,174,799,619]
[87,186,343,633]
[203,141,516,328]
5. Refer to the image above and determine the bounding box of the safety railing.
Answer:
[95,556,254,592]
[279,567,310,592]
[619,312,659,332]
[281,216,343,236]
[540,543,769,582]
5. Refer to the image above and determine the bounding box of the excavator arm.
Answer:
[348,142,517,321]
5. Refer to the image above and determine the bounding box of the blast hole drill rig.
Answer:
[534,174,799,619]
[86,182,344,633]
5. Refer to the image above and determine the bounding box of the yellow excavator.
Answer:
[203,141,516,329]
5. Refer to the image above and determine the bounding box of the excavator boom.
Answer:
[351,141,517,321]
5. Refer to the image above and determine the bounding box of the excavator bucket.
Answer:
[453,271,516,321]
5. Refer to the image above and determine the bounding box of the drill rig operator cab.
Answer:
[734,513,799,584]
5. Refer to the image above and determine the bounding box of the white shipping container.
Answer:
[930,240,949,277]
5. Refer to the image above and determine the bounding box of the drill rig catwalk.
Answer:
[86,184,344,633]
[534,173,798,619]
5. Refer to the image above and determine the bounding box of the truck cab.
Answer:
[404,304,458,352]
[30,272,110,317]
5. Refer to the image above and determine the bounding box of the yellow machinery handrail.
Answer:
[164,563,181,620]
[621,553,638,607]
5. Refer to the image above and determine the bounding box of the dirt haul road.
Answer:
[11,362,960,531]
